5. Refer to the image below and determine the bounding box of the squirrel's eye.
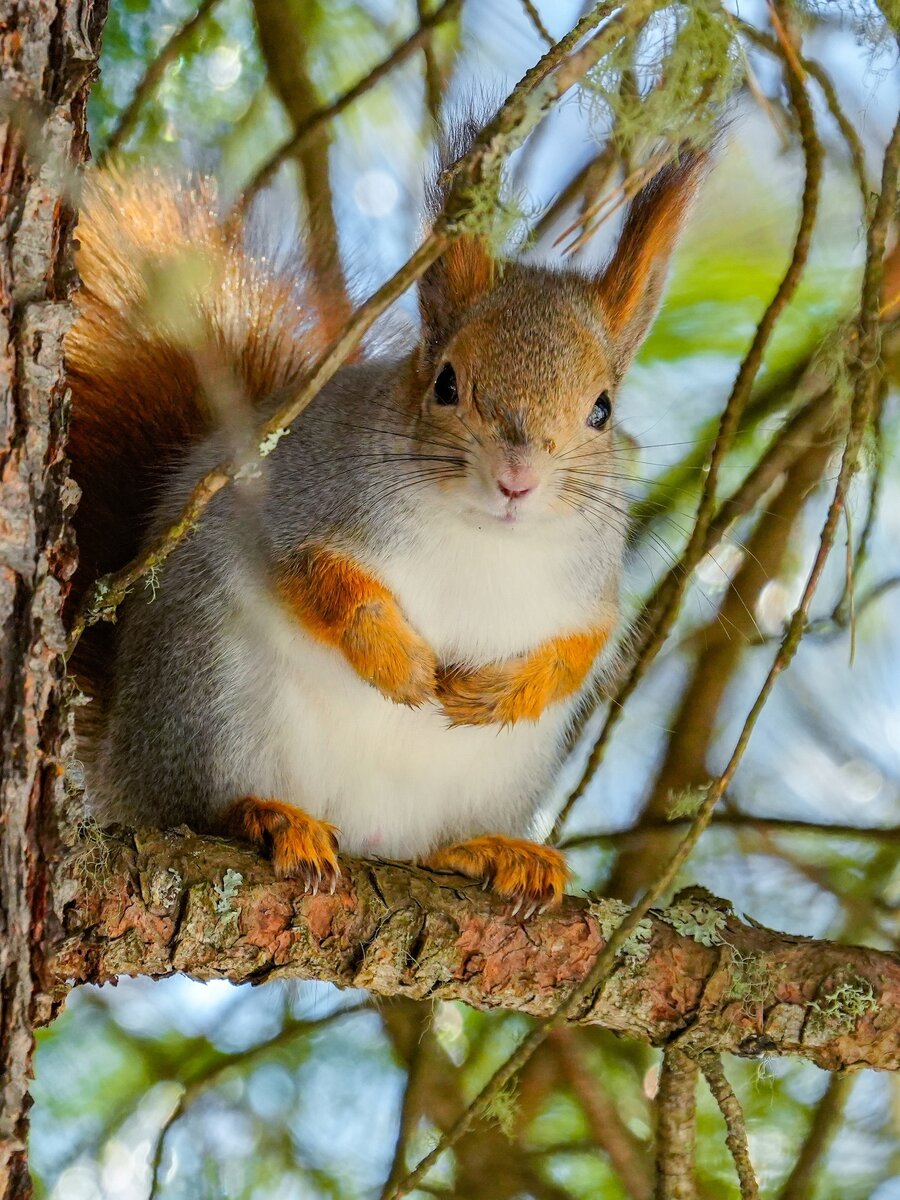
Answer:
[434,363,459,406]
[587,391,612,430]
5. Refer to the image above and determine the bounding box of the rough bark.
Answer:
[0,2,107,1194]
[50,829,900,1073]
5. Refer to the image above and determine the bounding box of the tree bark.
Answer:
[50,828,900,1073]
[0,2,107,1195]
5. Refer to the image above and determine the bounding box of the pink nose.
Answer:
[497,465,539,500]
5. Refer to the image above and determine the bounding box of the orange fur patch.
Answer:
[424,835,569,912]
[436,626,609,726]
[443,235,495,310]
[276,547,437,706]
[222,796,340,890]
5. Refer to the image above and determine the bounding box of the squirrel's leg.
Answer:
[275,546,437,707]
[221,796,341,893]
[436,625,611,727]
[423,836,569,914]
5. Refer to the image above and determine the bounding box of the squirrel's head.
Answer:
[413,148,707,528]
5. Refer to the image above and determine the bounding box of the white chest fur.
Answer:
[374,506,590,663]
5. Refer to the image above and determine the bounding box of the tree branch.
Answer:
[49,828,900,1075]
[654,1047,698,1200]
[100,0,219,162]
[239,0,461,209]
[552,18,825,835]
[553,1028,653,1200]
[696,1053,759,1200]
[776,1075,851,1200]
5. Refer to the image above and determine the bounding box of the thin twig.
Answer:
[832,378,887,624]
[238,0,461,210]
[380,1013,436,1200]
[520,0,554,45]
[388,56,900,1200]
[696,1053,759,1200]
[417,0,453,128]
[737,21,870,201]
[148,1002,368,1197]
[560,813,900,851]
[552,17,824,839]
[654,1047,698,1200]
[531,148,618,242]
[100,0,220,163]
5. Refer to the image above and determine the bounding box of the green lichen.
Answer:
[589,898,654,962]
[727,948,770,1006]
[484,1084,519,1140]
[659,897,728,947]
[69,815,116,886]
[582,0,743,150]
[810,973,876,1034]
[234,458,263,483]
[148,866,183,912]
[259,427,290,457]
[667,784,711,821]
[214,868,244,914]
[144,564,161,602]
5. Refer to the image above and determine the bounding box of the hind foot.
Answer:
[223,796,341,893]
[424,835,569,916]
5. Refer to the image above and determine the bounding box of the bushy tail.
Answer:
[66,170,316,695]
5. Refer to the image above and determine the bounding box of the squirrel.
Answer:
[65,132,707,914]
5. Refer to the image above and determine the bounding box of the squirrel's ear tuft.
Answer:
[595,145,709,370]
[419,236,495,340]
[419,107,500,343]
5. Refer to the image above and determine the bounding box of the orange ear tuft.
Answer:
[443,235,495,308]
[596,145,710,368]
[419,233,495,340]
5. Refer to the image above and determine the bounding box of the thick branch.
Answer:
[50,829,900,1074]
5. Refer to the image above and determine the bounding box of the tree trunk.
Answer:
[0,2,107,1194]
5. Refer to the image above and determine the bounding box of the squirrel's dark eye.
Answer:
[434,363,459,406]
[587,391,612,430]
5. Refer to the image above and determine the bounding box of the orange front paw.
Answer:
[436,660,543,726]
[424,835,569,915]
[276,546,437,708]
[343,601,437,707]
[223,797,341,893]
[437,629,609,727]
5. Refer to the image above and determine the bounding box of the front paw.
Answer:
[436,661,543,726]
[344,601,438,707]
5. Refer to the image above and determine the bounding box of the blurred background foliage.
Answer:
[34,0,900,1197]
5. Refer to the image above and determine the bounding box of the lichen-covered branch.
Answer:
[49,829,900,1075]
